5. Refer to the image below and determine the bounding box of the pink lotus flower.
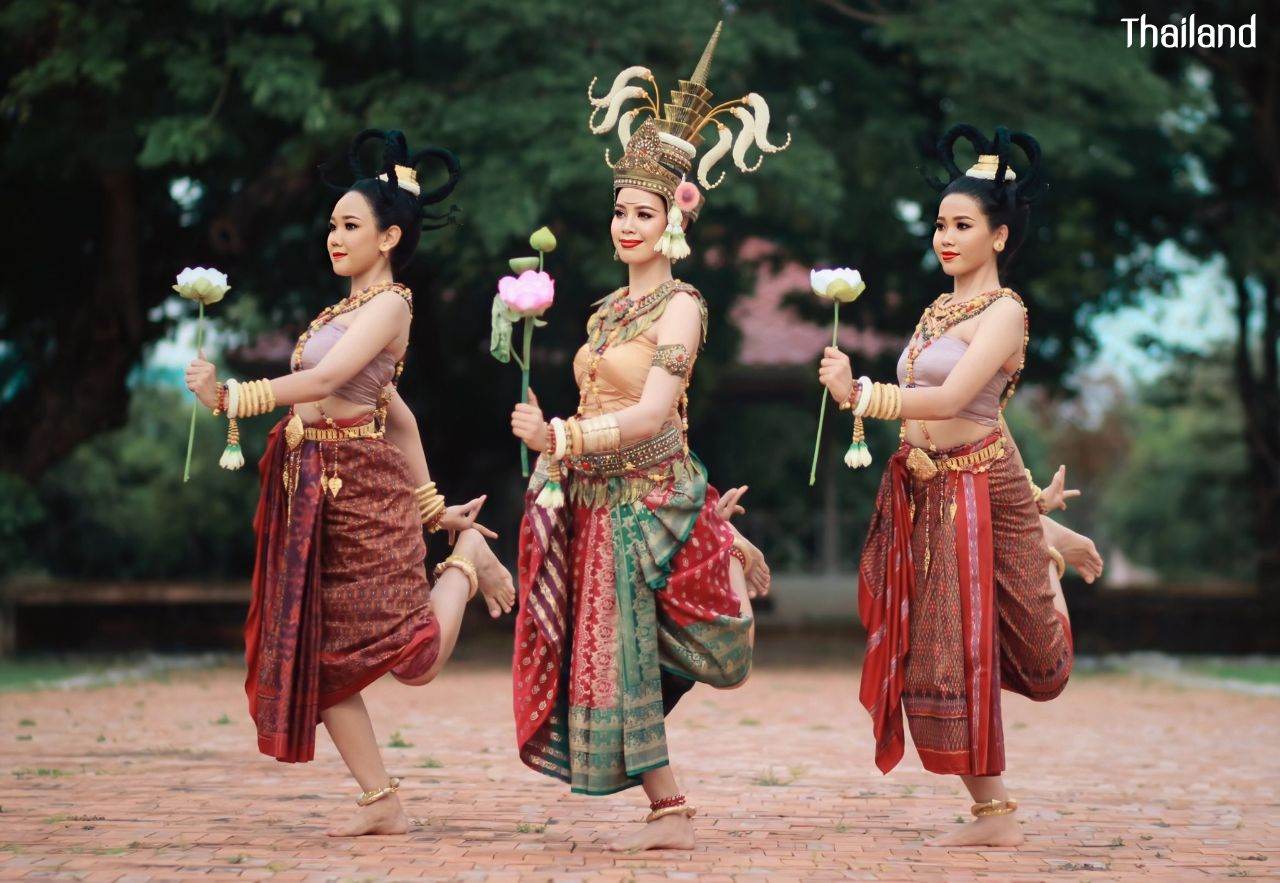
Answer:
[497,270,555,317]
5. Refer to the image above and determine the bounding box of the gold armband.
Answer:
[575,414,621,455]
[414,482,447,532]
[652,344,692,379]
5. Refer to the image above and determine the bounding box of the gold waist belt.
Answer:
[568,426,684,478]
[905,435,1005,482]
[301,421,383,442]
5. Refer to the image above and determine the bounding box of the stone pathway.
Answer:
[1,652,1276,880]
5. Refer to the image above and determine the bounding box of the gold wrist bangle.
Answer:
[433,555,478,597]
[579,415,621,453]
[866,382,883,419]
[258,378,276,414]
[866,382,902,420]
[1047,547,1066,579]
[566,417,584,458]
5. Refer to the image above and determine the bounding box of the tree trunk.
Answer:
[0,169,148,480]
[1232,274,1280,611]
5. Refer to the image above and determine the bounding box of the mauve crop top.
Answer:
[895,335,1009,427]
[297,323,398,408]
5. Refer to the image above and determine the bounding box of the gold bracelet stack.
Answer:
[356,777,401,807]
[863,382,902,420]
[1025,468,1049,512]
[414,482,447,531]
[571,414,622,455]
[232,378,276,418]
[433,555,478,598]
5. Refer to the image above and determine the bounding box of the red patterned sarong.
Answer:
[244,416,440,763]
[858,430,1072,776]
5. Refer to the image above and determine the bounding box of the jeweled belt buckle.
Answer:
[906,447,939,481]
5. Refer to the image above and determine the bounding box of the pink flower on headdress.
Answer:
[497,270,555,317]
[675,181,700,213]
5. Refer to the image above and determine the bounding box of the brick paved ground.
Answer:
[1,642,1277,880]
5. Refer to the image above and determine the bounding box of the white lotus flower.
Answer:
[810,267,866,303]
[173,266,230,305]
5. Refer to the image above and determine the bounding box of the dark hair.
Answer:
[924,124,1045,271]
[324,128,461,275]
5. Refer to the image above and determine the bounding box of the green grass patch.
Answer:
[415,757,443,768]
[1186,661,1280,684]
[385,730,413,748]
[12,768,69,779]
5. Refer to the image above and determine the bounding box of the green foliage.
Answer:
[17,388,264,580]
[1094,351,1252,581]
[0,0,1269,583]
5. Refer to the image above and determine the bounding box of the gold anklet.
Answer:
[971,797,1018,817]
[644,805,696,823]
[434,555,479,599]
[356,777,401,807]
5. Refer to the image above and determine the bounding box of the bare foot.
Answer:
[925,813,1024,848]
[1055,524,1104,583]
[605,813,696,852]
[326,796,409,837]
[453,529,516,617]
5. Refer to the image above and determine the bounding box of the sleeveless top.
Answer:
[895,335,1010,427]
[571,283,707,425]
[297,322,400,408]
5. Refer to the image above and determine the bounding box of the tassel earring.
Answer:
[655,204,691,261]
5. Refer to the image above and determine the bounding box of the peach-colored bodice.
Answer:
[571,283,706,422]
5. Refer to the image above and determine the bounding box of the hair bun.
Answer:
[322,127,463,230]
[923,123,1045,205]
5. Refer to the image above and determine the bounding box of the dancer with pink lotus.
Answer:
[508,22,781,852]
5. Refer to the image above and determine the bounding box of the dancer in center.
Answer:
[508,22,782,851]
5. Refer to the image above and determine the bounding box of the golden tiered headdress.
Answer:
[587,21,791,258]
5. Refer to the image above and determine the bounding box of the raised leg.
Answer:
[604,765,697,852]
[925,774,1024,848]
[393,528,514,686]
[319,693,410,837]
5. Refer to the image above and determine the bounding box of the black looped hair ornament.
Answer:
[319,127,462,229]
[921,123,1046,205]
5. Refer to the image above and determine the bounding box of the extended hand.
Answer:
[1039,465,1081,512]
[716,485,748,522]
[510,388,549,452]
[438,494,498,543]
[818,346,855,404]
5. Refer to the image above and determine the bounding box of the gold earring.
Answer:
[994,241,1005,252]
[612,249,620,261]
